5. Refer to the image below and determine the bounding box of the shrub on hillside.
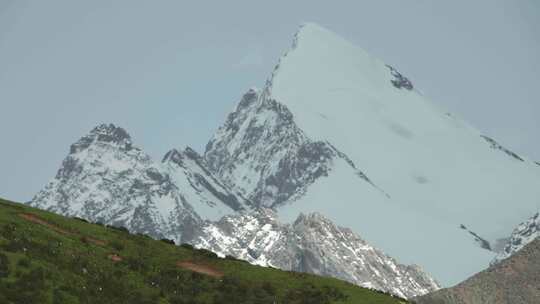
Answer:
[110,240,124,251]
[195,248,218,259]
[284,283,348,304]
[73,217,88,223]
[17,257,31,268]
[179,243,194,250]
[1,267,48,303]
[0,252,9,278]
[106,225,130,234]
[160,238,175,245]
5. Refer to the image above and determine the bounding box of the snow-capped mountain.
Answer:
[492,211,540,264]
[186,209,439,299]
[204,23,540,285]
[30,124,241,242]
[30,123,439,298]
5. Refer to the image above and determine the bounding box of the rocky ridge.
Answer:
[187,209,439,299]
[491,211,540,265]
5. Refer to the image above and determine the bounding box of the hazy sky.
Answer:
[1,0,539,202]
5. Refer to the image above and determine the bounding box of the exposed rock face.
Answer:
[414,238,540,304]
[491,212,540,265]
[204,89,379,208]
[480,135,524,162]
[186,209,440,299]
[459,224,492,251]
[386,65,414,90]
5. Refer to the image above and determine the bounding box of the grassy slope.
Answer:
[0,198,408,304]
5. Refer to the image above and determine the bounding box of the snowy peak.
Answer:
[89,123,131,142]
[70,123,133,154]
[267,22,412,103]
[56,124,146,182]
[292,22,353,52]
[31,124,203,242]
[238,87,259,108]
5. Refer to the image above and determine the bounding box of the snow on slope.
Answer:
[30,124,201,241]
[492,211,540,264]
[268,23,540,237]
[205,23,540,285]
[162,147,250,220]
[205,88,386,209]
[187,209,440,299]
[277,156,495,287]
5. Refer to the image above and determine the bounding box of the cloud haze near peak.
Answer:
[0,0,539,202]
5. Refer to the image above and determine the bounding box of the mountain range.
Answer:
[30,122,439,298]
[29,23,540,298]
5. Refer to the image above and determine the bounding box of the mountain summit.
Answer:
[70,123,132,153]
[204,23,540,285]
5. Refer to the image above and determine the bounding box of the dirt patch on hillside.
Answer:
[19,212,107,246]
[108,254,123,262]
[82,236,107,246]
[177,261,224,278]
[19,213,72,235]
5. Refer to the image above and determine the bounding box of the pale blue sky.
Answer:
[1,0,539,202]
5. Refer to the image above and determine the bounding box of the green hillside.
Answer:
[0,198,408,304]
